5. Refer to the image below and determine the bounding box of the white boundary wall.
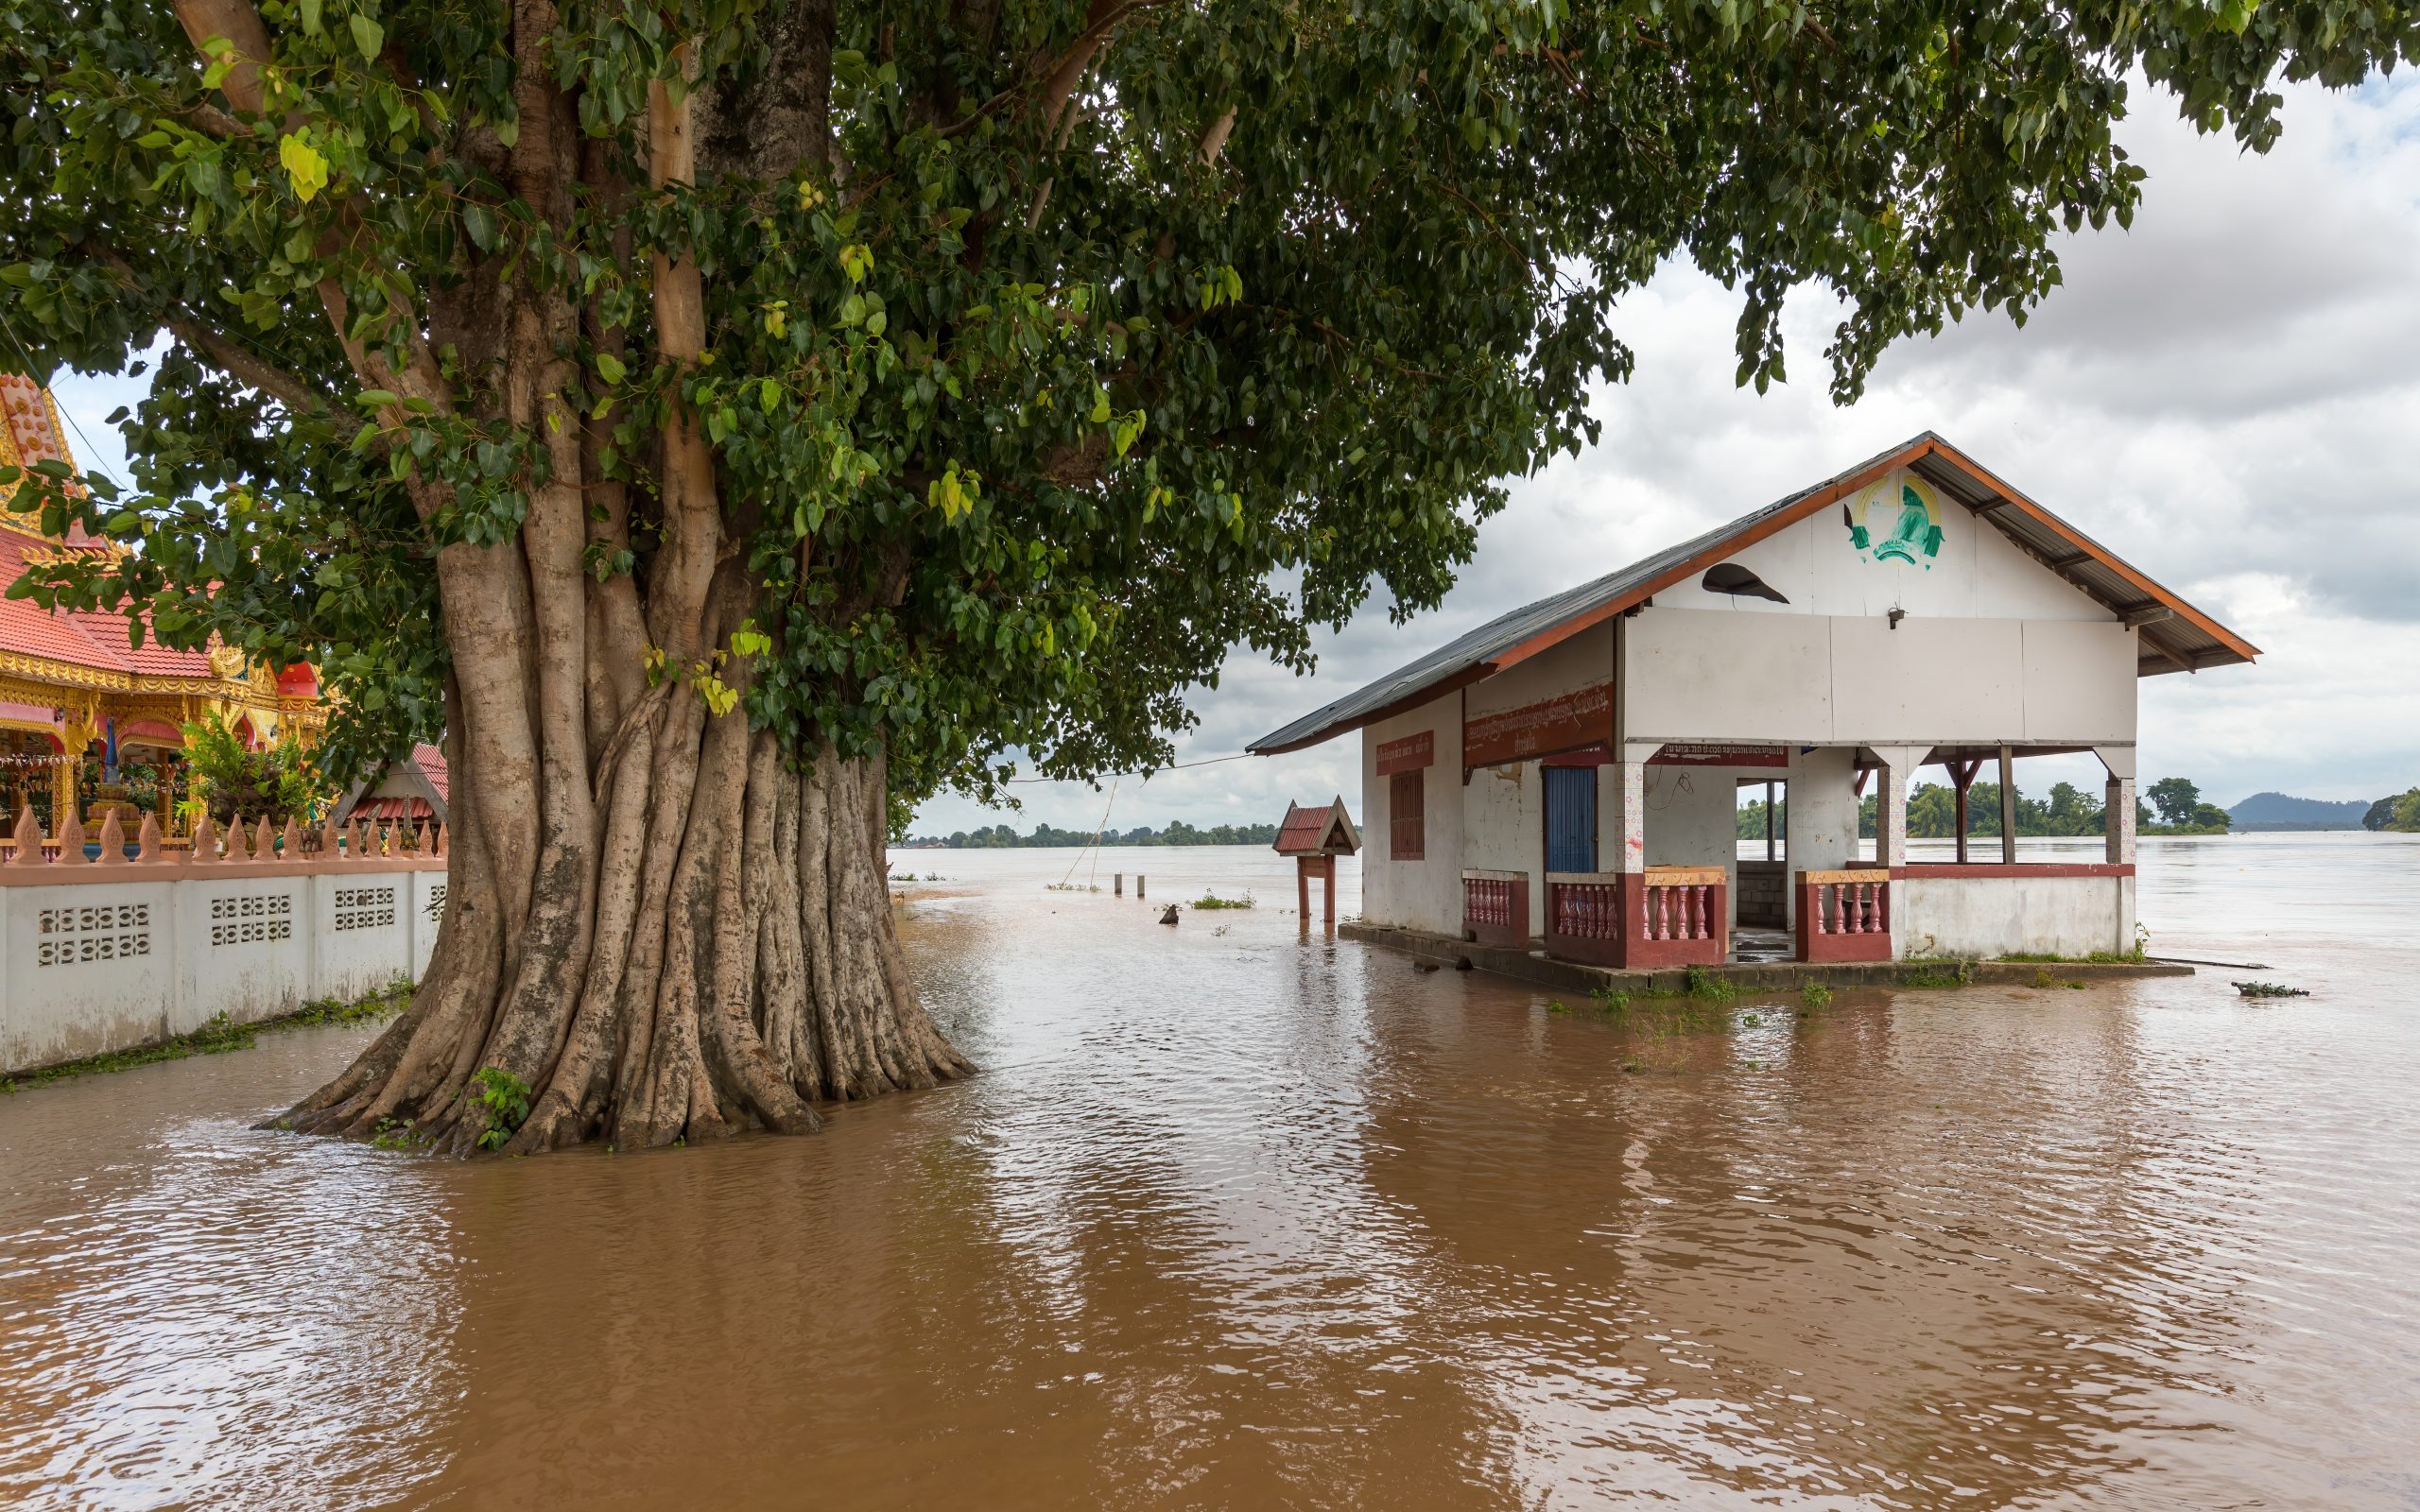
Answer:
[1896,873,2135,960]
[0,858,447,1074]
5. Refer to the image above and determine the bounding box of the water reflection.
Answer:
[0,833,2414,1509]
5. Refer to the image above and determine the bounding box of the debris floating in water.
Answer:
[2231,981,2310,998]
[1159,904,1180,926]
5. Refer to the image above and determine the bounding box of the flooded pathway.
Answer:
[3,833,2415,1509]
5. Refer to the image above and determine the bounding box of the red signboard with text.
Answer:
[1463,682,1614,768]
[1374,730,1434,776]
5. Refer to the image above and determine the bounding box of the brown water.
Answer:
[3,833,2416,1510]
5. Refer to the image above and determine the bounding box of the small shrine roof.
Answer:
[1274,797,1359,856]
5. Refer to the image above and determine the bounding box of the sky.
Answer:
[41,70,2420,837]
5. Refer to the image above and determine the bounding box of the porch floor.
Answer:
[1730,926,1794,965]
[1341,921,2190,997]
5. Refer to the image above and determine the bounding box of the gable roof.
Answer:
[1250,433,2257,756]
[1273,797,1360,855]
[334,742,452,826]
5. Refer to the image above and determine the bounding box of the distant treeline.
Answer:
[902,820,1283,850]
[1737,776,2236,840]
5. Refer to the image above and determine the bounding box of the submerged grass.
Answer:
[2,978,412,1094]
[1190,891,1254,910]
[1998,949,2149,965]
[1899,958,1979,989]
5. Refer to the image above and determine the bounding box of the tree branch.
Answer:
[1197,106,1236,167]
[168,315,359,434]
[940,0,1173,140]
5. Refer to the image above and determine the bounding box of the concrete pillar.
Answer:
[1870,746,1925,871]
[2096,746,2138,867]
[1610,744,1655,874]
[1783,746,1861,927]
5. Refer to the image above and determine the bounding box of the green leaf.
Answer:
[593,351,626,385]
[300,0,323,35]
[350,12,384,60]
[278,133,330,202]
[461,202,496,251]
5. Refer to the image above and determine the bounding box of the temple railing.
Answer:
[0,806,446,876]
[1545,866,1728,969]
[1796,868,1891,962]
[0,807,447,1076]
[1461,868,1530,948]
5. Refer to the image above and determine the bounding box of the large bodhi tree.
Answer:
[0,0,2407,1153]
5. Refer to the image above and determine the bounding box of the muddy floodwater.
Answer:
[4,833,2417,1509]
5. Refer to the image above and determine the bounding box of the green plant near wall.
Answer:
[180,713,335,825]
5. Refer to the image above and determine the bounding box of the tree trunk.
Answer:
[280,718,971,1155]
[182,0,970,1154]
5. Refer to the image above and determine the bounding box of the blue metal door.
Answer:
[1544,765,1598,873]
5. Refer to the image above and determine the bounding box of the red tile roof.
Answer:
[412,743,448,802]
[0,523,216,679]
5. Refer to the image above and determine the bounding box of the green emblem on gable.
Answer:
[1843,470,1945,568]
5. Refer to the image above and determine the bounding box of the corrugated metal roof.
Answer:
[1250,434,2256,757]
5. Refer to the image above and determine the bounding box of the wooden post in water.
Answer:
[1114,873,1122,896]
[1137,875,1146,900]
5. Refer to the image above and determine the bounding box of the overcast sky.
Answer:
[44,71,2417,835]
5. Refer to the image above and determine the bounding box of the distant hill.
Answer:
[2227,792,2373,831]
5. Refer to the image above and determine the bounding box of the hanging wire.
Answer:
[0,309,130,494]
[1057,775,1119,888]
[1008,749,1253,784]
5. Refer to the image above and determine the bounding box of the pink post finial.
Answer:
[320,812,340,861]
[281,816,301,860]
[432,822,447,858]
[137,811,163,862]
[253,816,276,862]
[223,815,250,863]
[411,819,429,854]
[192,812,219,864]
[95,808,127,864]
[55,808,87,865]
[9,805,42,867]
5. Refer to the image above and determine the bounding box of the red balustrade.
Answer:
[1543,867,1727,969]
[1795,868,1893,962]
[1461,869,1530,948]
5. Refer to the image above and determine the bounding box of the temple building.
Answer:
[1250,434,2256,969]
[0,372,323,840]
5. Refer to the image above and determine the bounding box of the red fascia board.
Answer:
[1919,440,2261,664]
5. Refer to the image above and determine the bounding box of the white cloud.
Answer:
[927,72,2419,834]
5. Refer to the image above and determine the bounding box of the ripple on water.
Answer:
[0,833,2415,1510]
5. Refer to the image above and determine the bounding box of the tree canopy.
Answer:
[4,0,2409,807]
